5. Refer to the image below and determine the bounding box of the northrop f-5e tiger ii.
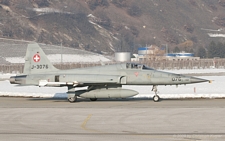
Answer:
[10,43,210,102]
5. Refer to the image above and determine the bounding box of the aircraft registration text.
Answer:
[31,64,49,69]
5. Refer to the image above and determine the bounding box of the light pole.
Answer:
[143,25,147,47]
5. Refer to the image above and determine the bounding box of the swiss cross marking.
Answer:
[33,54,40,62]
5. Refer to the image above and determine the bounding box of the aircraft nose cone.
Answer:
[190,77,209,83]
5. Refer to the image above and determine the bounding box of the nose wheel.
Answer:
[153,95,160,102]
[152,85,160,102]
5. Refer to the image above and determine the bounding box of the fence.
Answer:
[0,59,225,74]
[139,58,225,70]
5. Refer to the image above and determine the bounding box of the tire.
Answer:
[153,95,160,102]
[68,96,77,103]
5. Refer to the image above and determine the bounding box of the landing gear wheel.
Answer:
[152,85,160,102]
[153,95,160,102]
[90,98,97,101]
[68,96,77,103]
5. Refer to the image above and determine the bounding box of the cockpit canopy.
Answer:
[126,63,154,70]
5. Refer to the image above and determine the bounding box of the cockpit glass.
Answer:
[126,63,154,70]
[142,65,154,70]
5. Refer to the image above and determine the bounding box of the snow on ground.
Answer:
[0,73,16,79]
[0,71,225,99]
[208,33,225,38]
[5,57,25,63]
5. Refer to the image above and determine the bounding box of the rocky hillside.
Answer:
[0,0,225,55]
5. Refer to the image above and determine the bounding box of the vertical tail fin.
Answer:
[23,43,58,74]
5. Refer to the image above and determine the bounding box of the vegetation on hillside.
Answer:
[208,41,225,58]
[0,0,225,56]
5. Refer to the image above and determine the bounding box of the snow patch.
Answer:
[89,20,102,29]
[32,8,73,15]
[201,28,224,32]
[208,33,225,38]
[87,14,96,18]
[5,57,25,63]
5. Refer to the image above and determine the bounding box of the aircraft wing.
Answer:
[38,74,124,87]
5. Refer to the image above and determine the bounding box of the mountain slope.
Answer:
[0,0,225,55]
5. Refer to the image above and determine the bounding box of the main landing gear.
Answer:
[67,86,77,103]
[152,85,160,102]
[68,95,77,103]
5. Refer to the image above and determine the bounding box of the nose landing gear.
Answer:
[152,85,160,102]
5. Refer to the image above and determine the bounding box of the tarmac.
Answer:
[0,97,225,141]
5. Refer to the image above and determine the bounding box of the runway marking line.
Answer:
[81,114,92,131]
[81,114,106,133]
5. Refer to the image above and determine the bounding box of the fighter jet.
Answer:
[10,43,210,102]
